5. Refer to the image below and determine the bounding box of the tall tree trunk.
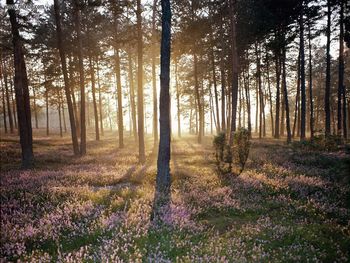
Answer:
[88,53,99,141]
[32,85,38,129]
[73,0,86,155]
[58,93,63,137]
[152,0,159,146]
[153,0,171,221]
[114,49,123,147]
[339,1,346,139]
[2,59,14,133]
[274,49,280,139]
[282,47,292,143]
[256,43,263,139]
[7,0,34,168]
[54,0,79,154]
[211,47,220,132]
[229,0,239,145]
[175,58,181,137]
[96,57,104,136]
[69,56,80,137]
[293,53,301,138]
[128,52,137,140]
[10,80,17,129]
[308,22,314,139]
[244,62,252,136]
[194,53,203,143]
[1,83,7,133]
[299,7,306,140]
[221,61,226,132]
[45,79,49,136]
[137,0,146,163]
[325,0,331,136]
[62,100,67,132]
[266,52,274,137]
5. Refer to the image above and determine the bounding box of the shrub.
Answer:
[292,134,342,152]
[213,132,226,163]
[213,128,251,175]
[231,128,251,174]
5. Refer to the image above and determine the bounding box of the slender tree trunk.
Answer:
[274,49,280,139]
[58,93,63,137]
[193,53,203,143]
[73,0,86,155]
[9,80,17,129]
[244,62,252,136]
[266,53,274,137]
[175,58,181,137]
[88,54,99,141]
[1,84,7,133]
[128,52,137,140]
[2,59,14,133]
[293,53,301,138]
[229,0,239,144]
[299,7,306,140]
[256,43,263,139]
[7,0,34,168]
[114,49,123,147]
[211,47,220,132]
[45,79,49,136]
[96,57,104,136]
[338,1,346,139]
[152,0,159,146]
[31,85,38,129]
[137,0,146,163]
[308,22,314,139]
[54,0,79,154]
[62,100,67,132]
[282,47,292,143]
[69,56,80,137]
[325,0,331,136]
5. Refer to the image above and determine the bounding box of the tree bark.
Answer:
[325,0,331,136]
[274,48,280,139]
[282,47,292,143]
[7,0,34,168]
[73,0,86,155]
[54,0,79,154]
[175,57,181,137]
[339,1,346,139]
[137,0,146,163]
[128,52,137,140]
[153,0,171,222]
[96,57,104,136]
[152,0,159,146]
[229,0,239,145]
[308,21,314,139]
[89,53,100,141]
[299,7,306,140]
[2,59,14,133]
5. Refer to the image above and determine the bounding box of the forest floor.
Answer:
[0,130,350,262]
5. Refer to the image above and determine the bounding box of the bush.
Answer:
[231,128,251,174]
[292,134,342,152]
[213,132,226,163]
[213,128,251,175]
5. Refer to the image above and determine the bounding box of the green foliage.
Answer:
[213,128,251,175]
[232,128,251,174]
[213,132,226,163]
[292,134,342,152]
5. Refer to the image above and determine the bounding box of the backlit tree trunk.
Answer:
[54,0,79,155]
[137,0,146,163]
[153,0,171,222]
[7,0,34,168]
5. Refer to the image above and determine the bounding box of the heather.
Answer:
[1,131,349,262]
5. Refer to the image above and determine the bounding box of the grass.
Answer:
[0,129,349,262]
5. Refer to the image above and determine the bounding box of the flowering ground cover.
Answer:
[1,131,349,262]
